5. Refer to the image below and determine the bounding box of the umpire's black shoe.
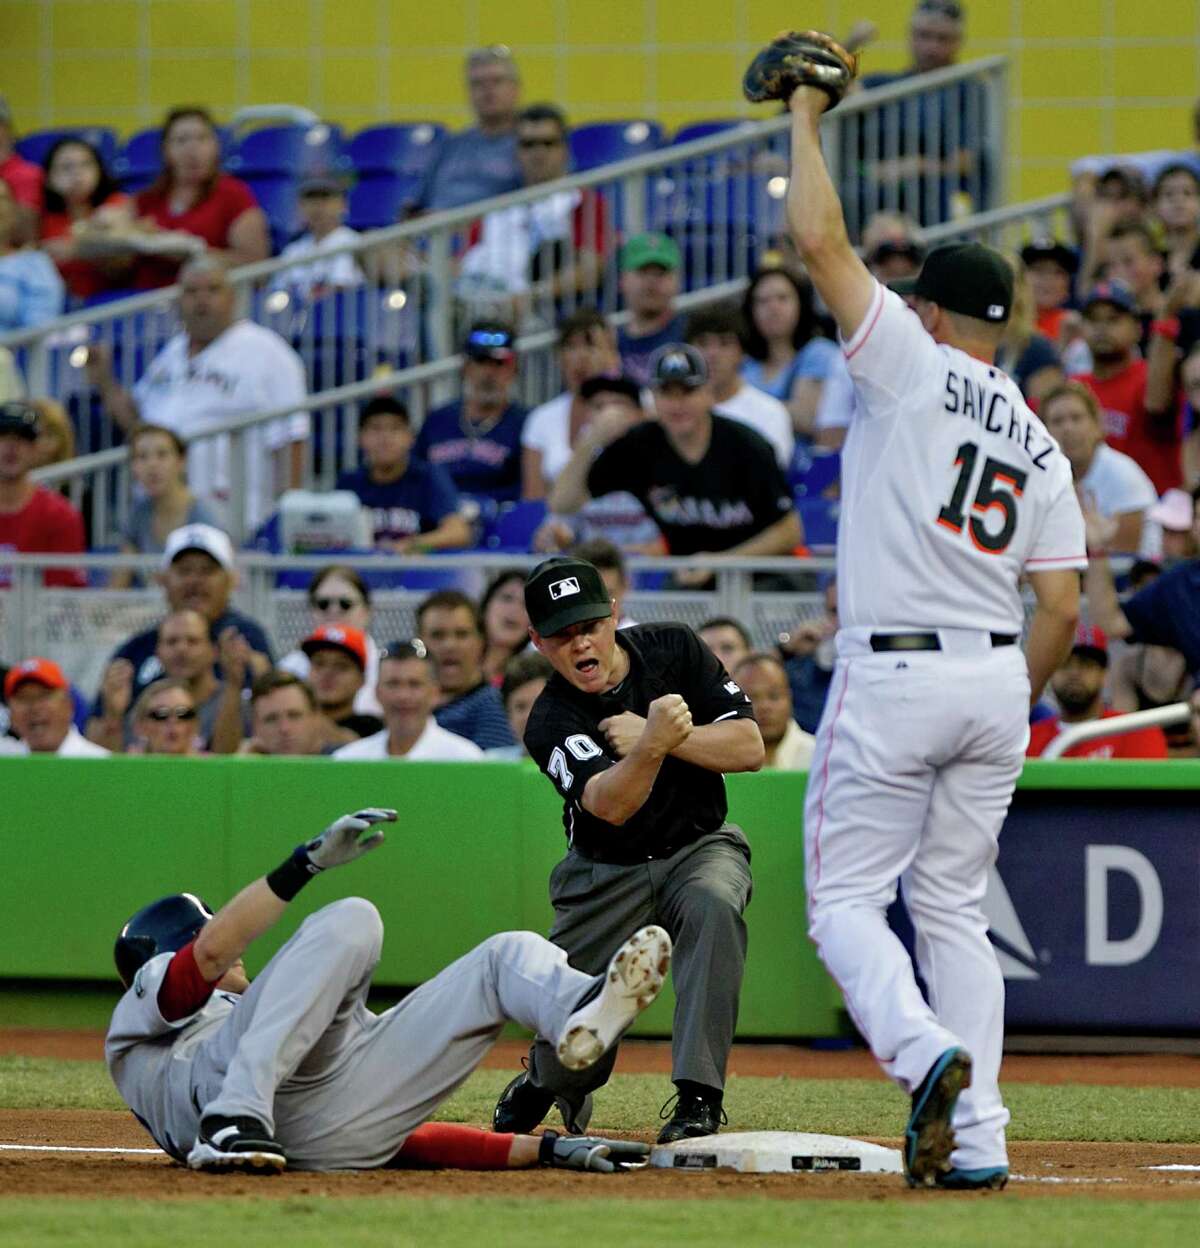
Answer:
[186,1114,287,1173]
[492,1068,593,1135]
[656,1089,728,1144]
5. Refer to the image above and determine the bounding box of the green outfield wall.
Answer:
[3,758,1197,1037]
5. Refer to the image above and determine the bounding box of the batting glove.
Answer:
[538,1130,649,1173]
[304,808,397,870]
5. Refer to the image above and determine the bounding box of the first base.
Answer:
[651,1131,903,1175]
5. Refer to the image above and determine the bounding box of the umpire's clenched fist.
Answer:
[643,693,694,755]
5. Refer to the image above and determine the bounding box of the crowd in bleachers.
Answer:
[3,0,1200,763]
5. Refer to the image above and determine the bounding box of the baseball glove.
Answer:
[742,30,859,112]
[538,1130,649,1173]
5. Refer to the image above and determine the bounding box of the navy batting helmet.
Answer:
[114,893,214,988]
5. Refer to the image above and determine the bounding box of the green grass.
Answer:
[4,1057,1200,1143]
[1,1197,1198,1248]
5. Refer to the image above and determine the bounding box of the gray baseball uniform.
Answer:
[106,897,595,1170]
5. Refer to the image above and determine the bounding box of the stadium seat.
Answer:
[347,174,416,230]
[796,496,839,549]
[482,500,547,552]
[348,123,447,176]
[790,451,841,498]
[245,176,302,249]
[672,120,743,146]
[113,128,163,186]
[15,126,118,168]
[226,123,345,178]
[569,121,663,172]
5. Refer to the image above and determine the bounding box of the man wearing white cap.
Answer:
[87,525,274,745]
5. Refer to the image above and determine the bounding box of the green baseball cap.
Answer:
[620,232,681,273]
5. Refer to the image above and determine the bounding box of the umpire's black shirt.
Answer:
[524,623,757,863]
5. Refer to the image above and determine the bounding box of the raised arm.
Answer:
[192,808,396,983]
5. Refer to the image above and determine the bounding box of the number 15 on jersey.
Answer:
[936,440,1028,555]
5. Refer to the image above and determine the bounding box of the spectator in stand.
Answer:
[1106,221,1167,351]
[616,234,686,386]
[271,176,363,299]
[1151,163,1200,278]
[521,309,619,499]
[0,179,65,330]
[1074,280,1182,495]
[458,104,609,318]
[1026,626,1169,759]
[239,670,332,757]
[995,253,1064,406]
[301,624,383,743]
[569,536,636,628]
[1041,382,1158,557]
[109,425,223,590]
[38,137,133,302]
[0,400,85,588]
[698,617,752,674]
[413,322,527,505]
[685,303,794,470]
[487,650,554,759]
[130,678,204,757]
[859,212,924,281]
[480,569,530,684]
[278,567,382,716]
[1177,340,1200,489]
[336,396,471,553]
[131,107,269,290]
[332,640,484,761]
[87,256,308,534]
[1150,486,1200,560]
[549,344,801,583]
[1084,511,1200,683]
[739,266,839,442]
[88,524,273,737]
[1107,557,1195,757]
[4,658,109,758]
[416,590,516,750]
[732,653,815,770]
[1021,239,1080,348]
[531,373,663,556]
[409,47,522,215]
[778,578,838,735]
[0,97,43,243]
[1075,166,1149,293]
[26,398,74,470]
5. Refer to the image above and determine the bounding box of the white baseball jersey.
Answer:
[836,281,1087,633]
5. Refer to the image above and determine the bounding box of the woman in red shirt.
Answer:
[38,138,133,302]
[132,107,269,288]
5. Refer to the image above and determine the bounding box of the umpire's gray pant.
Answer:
[528,824,752,1100]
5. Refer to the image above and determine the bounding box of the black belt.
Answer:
[572,839,695,866]
[869,631,1017,652]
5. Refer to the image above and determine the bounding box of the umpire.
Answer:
[492,556,763,1143]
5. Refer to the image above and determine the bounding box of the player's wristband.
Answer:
[538,1130,563,1166]
[265,844,322,902]
[1150,317,1181,342]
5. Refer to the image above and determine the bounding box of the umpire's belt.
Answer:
[572,838,697,866]
[869,631,1017,652]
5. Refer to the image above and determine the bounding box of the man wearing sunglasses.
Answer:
[413,322,527,505]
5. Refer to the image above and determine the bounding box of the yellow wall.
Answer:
[5,0,1199,201]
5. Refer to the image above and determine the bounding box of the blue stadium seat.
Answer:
[569,120,663,172]
[15,127,118,168]
[791,451,842,498]
[796,496,839,549]
[672,119,743,145]
[482,500,547,552]
[245,176,302,249]
[113,128,163,186]
[347,174,416,230]
[227,123,345,178]
[348,123,447,176]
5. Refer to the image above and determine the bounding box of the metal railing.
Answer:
[4,58,1009,424]
[0,551,836,697]
[1041,704,1193,760]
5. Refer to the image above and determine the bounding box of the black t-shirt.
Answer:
[587,415,794,557]
[524,623,757,862]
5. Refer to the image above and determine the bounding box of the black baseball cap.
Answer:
[0,401,39,440]
[579,373,641,405]
[890,242,1013,323]
[525,557,613,637]
[649,343,707,389]
[1020,237,1079,275]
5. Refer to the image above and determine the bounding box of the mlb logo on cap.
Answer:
[549,577,581,600]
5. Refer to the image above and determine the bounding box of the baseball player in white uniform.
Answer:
[767,49,1086,1188]
[106,807,671,1174]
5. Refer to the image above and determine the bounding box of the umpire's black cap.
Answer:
[889,241,1013,324]
[525,557,613,638]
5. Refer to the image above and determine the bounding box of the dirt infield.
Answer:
[5,1030,1200,1202]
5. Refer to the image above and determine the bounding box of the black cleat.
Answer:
[186,1114,287,1173]
[656,1091,727,1144]
[492,1068,593,1135]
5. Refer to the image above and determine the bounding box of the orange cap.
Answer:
[4,657,68,699]
[301,625,368,671]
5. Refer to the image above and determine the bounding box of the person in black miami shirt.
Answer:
[548,343,801,570]
[492,556,763,1144]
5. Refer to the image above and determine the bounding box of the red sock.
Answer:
[393,1122,514,1170]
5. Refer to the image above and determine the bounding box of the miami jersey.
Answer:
[836,281,1086,634]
